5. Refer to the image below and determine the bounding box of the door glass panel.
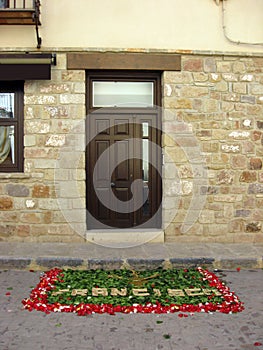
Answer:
[0,93,15,118]
[142,139,150,214]
[92,81,154,107]
[142,139,149,182]
[142,122,149,137]
[0,125,15,165]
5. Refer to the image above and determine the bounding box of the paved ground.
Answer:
[0,268,262,350]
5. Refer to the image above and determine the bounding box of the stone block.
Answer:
[193,72,208,82]
[36,257,84,268]
[214,194,242,202]
[73,82,86,94]
[248,183,263,194]
[54,53,67,70]
[231,155,247,169]
[0,225,16,237]
[220,258,258,269]
[59,94,85,104]
[87,259,124,270]
[32,185,50,198]
[163,98,192,109]
[204,58,216,73]
[249,158,262,170]
[222,73,238,82]
[235,210,250,217]
[45,135,66,147]
[24,135,36,147]
[250,84,263,95]
[0,197,13,210]
[222,93,239,102]
[240,171,257,183]
[247,105,262,116]
[209,73,221,82]
[6,185,29,197]
[17,225,30,237]
[170,258,214,268]
[203,99,218,113]
[217,170,234,184]
[25,95,57,105]
[40,83,71,94]
[0,258,31,269]
[180,86,208,98]
[24,148,58,159]
[34,159,56,169]
[44,105,69,118]
[183,58,203,72]
[221,144,240,153]
[216,61,232,73]
[25,121,50,134]
[228,131,250,139]
[245,222,261,232]
[240,74,254,82]
[240,95,256,104]
[233,61,246,73]
[242,141,255,154]
[20,213,41,224]
[233,83,247,94]
[126,258,165,270]
[163,71,193,84]
[62,70,85,81]
[252,131,261,141]
[198,210,214,224]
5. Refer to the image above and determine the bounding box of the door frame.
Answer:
[86,70,162,230]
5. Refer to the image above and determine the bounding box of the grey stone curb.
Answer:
[0,256,262,270]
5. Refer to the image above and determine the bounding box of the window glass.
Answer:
[0,125,15,165]
[0,82,23,172]
[92,81,154,107]
[0,93,14,118]
[0,0,7,8]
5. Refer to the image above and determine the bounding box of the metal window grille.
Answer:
[1,0,35,9]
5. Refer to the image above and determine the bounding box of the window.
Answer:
[0,82,24,172]
[88,71,160,110]
[92,81,154,108]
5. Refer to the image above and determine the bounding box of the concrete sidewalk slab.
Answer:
[0,242,262,270]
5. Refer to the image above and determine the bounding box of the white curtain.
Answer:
[0,126,11,164]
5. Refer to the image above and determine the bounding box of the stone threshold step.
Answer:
[86,230,164,247]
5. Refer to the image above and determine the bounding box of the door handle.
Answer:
[110,182,116,187]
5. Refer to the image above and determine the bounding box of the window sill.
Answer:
[0,173,31,179]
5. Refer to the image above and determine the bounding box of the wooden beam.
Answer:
[67,52,181,71]
[0,10,36,25]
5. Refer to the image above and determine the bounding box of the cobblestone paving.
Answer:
[0,269,262,350]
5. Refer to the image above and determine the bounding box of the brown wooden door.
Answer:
[87,112,161,229]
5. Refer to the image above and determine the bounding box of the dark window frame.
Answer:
[87,70,162,112]
[0,81,24,172]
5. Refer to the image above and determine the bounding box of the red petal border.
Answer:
[22,267,244,316]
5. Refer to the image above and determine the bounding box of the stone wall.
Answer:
[163,55,263,243]
[0,52,262,243]
[0,54,86,242]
